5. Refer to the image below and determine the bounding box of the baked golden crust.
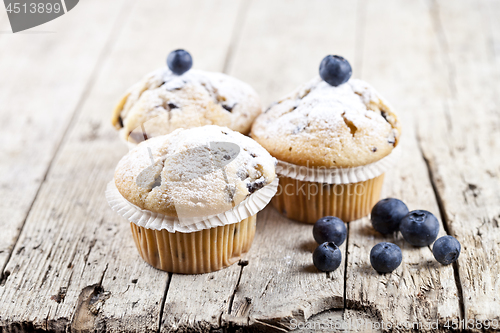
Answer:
[111,68,261,143]
[251,77,401,168]
[114,126,276,217]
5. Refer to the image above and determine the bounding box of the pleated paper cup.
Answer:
[106,178,278,274]
[272,147,400,223]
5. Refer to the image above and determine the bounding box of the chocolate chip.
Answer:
[381,111,389,122]
[250,153,257,158]
[247,179,265,194]
[118,116,123,128]
[225,185,236,203]
[168,102,179,109]
[223,154,231,160]
[222,103,237,112]
[371,147,378,152]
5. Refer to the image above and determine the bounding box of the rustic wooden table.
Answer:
[1,0,499,332]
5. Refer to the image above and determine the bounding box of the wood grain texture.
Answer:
[159,1,357,331]
[345,135,460,329]
[161,265,241,332]
[221,0,356,330]
[0,0,242,332]
[0,0,497,331]
[224,207,347,331]
[417,0,500,327]
[0,0,128,277]
[343,0,462,330]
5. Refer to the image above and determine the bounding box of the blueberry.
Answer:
[370,242,402,273]
[313,216,347,246]
[371,198,409,234]
[433,236,461,265]
[313,242,342,272]
[319,55,352,86]
[167,49,193,75]
[399,210,439,247]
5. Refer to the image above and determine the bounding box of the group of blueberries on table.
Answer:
[312,198,462,273]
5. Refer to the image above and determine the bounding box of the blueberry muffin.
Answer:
[251,56,401,223]
[107,125,277,273]
[111,50,261,145]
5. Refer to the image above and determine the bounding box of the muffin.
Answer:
[251,57,400,223]
[111,50,261,145]
[106,125,277,273]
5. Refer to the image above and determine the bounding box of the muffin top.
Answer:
[251,77,401,168]
[111,68,262,144]
[114,125,276,218]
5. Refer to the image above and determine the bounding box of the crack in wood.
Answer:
[417,133,465,322]
[222,0,250,74]
[157,272,172,333]
[0,171,47,288]
[251,318,289,332]
[342,223,350,311]
[82,238,97,270]
[70,264,109,332]
[227,260,247,316]
[0,0,134,303]
[0,269,10,286]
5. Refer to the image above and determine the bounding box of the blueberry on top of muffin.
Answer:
[112,51,262,144]
[251,74,400,168]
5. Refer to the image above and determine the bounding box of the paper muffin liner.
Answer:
[130,215,256,274]
[105,177,278,233]
[272,174,385,223]
[275,145,400,184]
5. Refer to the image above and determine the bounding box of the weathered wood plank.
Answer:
[416,0,500,327]
[160,1,358,331]
[224,208,347,331]
[0,0,496,332]
[161,264,241,332]
[0,0,242,332]
[0,0,128,278]
[346,137,460,330]
[223,0,357,330]
[344,0,461,330]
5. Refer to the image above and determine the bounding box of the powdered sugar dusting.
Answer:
[121,68,257,121]
[114,125,276,217]
[253,77,395,139]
